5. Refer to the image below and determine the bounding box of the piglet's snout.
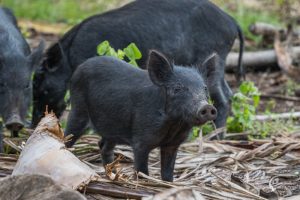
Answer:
[197,104,217,122]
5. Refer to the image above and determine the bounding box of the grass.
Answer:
[283,79,300,96]
[0,0,131,24]
[228,6,281,43]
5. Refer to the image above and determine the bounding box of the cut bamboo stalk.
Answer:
[12,111,100,190]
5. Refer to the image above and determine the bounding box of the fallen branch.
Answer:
[260,94,300,102]
[249,22,281,37]
[249,22,300,38]
[204,127,226,141]
[254,112,300,121]
[226,46,300,71]
[249,22,300,45]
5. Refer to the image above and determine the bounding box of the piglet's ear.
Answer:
[200,52,219,80]
[147,50,173,86]
[28,40,45,71]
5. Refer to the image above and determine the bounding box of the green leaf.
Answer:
[107,47,118,58]
[208,98,214,105]
[97,40,110,56]
[124,43,142,60]
[117,49,125,60]
[192,127,200,137]
[253,95,260,108]
[64,90,70,103]
[239,82,249,95]
[202,123,214,135]
[96,40,142,68]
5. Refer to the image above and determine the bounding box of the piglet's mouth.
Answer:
[193,119,206,126]
[193,117,215,126]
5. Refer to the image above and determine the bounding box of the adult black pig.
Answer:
[0,7,44,150]
[65,50,218,182]
[32,0,244,137]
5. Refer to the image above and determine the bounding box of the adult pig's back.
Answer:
[69,0,238,68]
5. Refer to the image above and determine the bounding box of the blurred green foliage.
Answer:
[227,81,261,133]
[228,6,280,43]
[212,1,281,43]
[0,0,130,24]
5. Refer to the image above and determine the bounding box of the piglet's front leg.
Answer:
[160,145,179,182]
[133,144,151,176]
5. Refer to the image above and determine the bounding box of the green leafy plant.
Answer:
[192,123,215,138]
[226,81,297,138]
[97,40,142,66]
[191,99,215,140]
[227,81,261,133]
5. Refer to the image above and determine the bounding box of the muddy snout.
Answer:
[5,114,24,136]
[196,104,217,124]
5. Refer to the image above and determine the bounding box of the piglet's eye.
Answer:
[0,82,6,93]
[0,82,7,88]
[25,83,30,89]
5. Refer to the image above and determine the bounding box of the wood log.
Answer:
[229,23,300,72]
[249,22,299,40]
[254,112,300,121]
[249,22,281,37]
[225,46,300,71]
[260,94,300,102]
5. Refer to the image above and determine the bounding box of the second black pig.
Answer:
[32,0,244,135]
[65,50,218,182]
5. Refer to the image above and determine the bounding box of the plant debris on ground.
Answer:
[1,132,300,200]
